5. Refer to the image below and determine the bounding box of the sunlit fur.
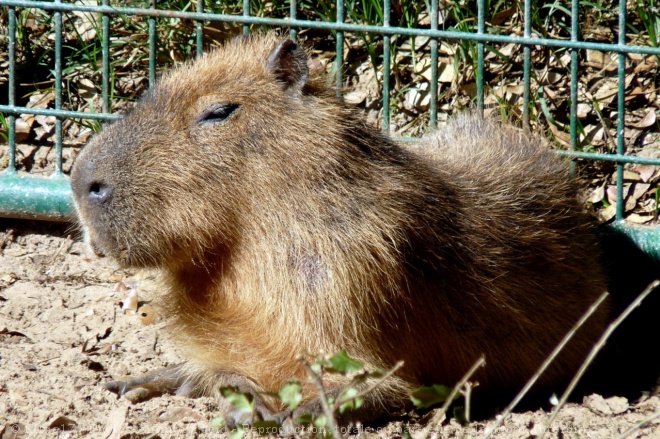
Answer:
[71,33,609,419]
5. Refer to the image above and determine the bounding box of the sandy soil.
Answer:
[1,220,659,439]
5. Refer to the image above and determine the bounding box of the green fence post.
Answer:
[522,0,532,131]
[382,0,391,134]
[289,0,297,42]
[6,5,16,175]
[102,0,110,114]
[243,0,250,34]
[615,1,627,221]
[196,0,204,57]
[476,0,485,113]
[429,0,438,132]
[569,0,580,176]
[335,0,344,98]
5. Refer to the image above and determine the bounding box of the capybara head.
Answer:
[71,35,329,268]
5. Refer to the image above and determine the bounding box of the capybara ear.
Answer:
[266,39,309,93]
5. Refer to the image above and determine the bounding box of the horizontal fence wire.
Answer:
[0,0,660,55]
[1,0,660,229]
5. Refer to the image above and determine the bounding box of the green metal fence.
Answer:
[1,0,660,258]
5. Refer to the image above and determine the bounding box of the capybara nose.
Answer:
[71,158,113,205]
[88,181,113,204]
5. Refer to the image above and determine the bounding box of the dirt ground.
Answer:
[0,219,659,439]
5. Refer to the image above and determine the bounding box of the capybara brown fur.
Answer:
[70,33,610,423]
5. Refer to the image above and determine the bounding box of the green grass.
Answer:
[631,0,660,46]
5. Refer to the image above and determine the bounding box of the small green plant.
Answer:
[212,350,403,439]
[632,0,660,47]
[0,113,8,143]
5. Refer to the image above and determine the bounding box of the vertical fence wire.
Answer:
[569,0,579,176]
[429,0,438,132]
[522,0,531,131]
[148,0,156,89]
[54,0,63,176]
[382,0,391,134]
[102,0,110,114]
[616,1,627,220]
[6,6,16,174]
[289,0,297,42]
[335,0,344,97]
[196,0,204,58]
[476,0,485,114]
[243,0,250,34]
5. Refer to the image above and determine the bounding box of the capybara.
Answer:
[70,33,610,423]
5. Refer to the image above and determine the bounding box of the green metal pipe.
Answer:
[610,221,660,263]
[1,174,657,261]
[2,0,659,55]
[0,174,74,221]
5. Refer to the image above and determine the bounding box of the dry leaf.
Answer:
[77,78,98,102]
[597,205,616,222]
[71,1,99,42]
[546,71,564,84]
[577,103,591,119]
[631,182,651,201]
[343,90,367,105]
[101,406,127,439]
[490,5,516,26]
[606,183,632,203]
[157,407,204,422]
[547,123,571,147]
[0,328,31,343]
[26,92,54,109]
[0,422,26,439]
[640,198,658,213]
[14,118,31,143]
[586,50,616,70]
[593,80,618,103]
[591,185,605,203]
[612,170,641,182]
[47,416,77,431]
[627,213,654,224]
[404,83,430,111]
[636,164,658,182]
[633,109,657,128]
[437,62,456,83]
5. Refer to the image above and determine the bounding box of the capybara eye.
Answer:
[197,103,239,125]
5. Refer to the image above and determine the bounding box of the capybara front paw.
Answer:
[105,363,190,402]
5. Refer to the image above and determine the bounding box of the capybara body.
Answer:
[71,34,609,420]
